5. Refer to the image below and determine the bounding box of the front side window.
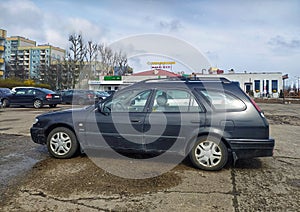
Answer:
[152,89,203,112]
[104,90,151,112]
[198,90,246,111]
[15,89,27,95]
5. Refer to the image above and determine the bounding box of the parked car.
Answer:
[61,89,98,105]
[105,90,116,96]
[0,88,12,108]
[95,91,110,100]
[30,77,275,170]
[6,87,62,108]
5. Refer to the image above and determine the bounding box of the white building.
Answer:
[88,70,283,98]
[197,72,283,98]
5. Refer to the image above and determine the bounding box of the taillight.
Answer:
[250,98,262,113]
[87,94,94,99]
[46,94,52,99]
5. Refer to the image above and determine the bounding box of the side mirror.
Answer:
[130,99,135,106]
[97,103,111,115]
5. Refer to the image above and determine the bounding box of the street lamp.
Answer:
[297,76,300,97]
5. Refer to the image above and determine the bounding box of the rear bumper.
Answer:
[43,99,62,105]
[226,138,275,159]
[30,127,47,144]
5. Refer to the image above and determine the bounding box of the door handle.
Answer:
[191,120,205,124]
[131,119,141,123]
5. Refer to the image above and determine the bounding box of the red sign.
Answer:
[282,74,288,79]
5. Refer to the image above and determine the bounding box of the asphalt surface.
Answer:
[0,103,299,211]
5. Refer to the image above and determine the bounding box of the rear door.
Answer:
[144,88,206,154]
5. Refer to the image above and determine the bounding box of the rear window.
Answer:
[197,89,246,111]
[40,88,55,94]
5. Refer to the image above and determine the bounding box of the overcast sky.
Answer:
[1,0,300,80]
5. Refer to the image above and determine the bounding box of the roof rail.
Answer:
[140,76,231,83]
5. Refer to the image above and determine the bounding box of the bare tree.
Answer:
[67,33,86,88]
[116,50,129,75]
[85,41,98,79]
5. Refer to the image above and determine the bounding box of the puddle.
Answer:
[0,134,48,197]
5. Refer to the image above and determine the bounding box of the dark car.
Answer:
[6,87,61,109]
[0,88,12,107]
[105,90,116,96]
[30,77,275,170]
[61,89,97,105]
[95,91,110,100]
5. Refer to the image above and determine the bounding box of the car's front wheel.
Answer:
[1,99,9,108]
[189,136,228,171]
[47,127,79,159]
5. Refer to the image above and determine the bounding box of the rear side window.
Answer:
[152,89,204,112]
[198,90,246,111]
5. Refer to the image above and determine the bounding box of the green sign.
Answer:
[104,76,122,81]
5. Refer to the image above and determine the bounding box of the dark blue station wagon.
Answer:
[30,77,275,170]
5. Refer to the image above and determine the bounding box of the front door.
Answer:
[10,88,34,105]
[83,89,152,152]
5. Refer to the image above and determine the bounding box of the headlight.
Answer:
[33,118,39,125]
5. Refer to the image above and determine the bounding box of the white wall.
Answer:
[88,72,283,98]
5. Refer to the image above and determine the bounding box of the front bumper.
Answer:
[30,127,47,144]
[227,138,275,159]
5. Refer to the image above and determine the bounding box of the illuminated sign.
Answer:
[151,65,172,69]
[147,61,176,65]
[148,61,175,70]
[104,76,122,81]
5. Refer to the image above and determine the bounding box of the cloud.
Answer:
[0,0,44,40]
[1,0,299,76]
[159,19,183,32]
[268,36,300,50]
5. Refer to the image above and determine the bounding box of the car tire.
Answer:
[2,99,9,108]
[189,136,228,171]
[33,99,43,109]
[47,127,79,159]
[49,104,57,108]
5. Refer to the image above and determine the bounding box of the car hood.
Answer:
[36,107,92,123]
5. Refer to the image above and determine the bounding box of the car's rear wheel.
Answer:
[47,127,79,159]
[189,136,228,171]
[33,99,43,109]
[49,104,57,108]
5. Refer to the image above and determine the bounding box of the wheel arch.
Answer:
[185,131,231,156]
[45,123,77,140]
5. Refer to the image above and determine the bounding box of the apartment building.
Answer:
[18,45,65,79]
[0,29,6,78]
[1,29,65,79]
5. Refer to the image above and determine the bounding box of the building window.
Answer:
[254,80,260,93]
[272,80,278,93]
